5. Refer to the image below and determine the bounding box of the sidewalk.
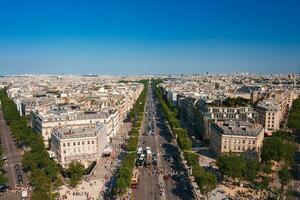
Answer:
[56,121,132,200]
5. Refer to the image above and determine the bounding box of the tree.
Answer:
[261,161,273,174]
[67,161,85,187]
[216,153,246,183]
[261,135,296,167]
[288,98,300,129]
[196,171,217,200]
[278,167,292,188]
[261,136,284,162]
[30,169,55,200]
[245,158,260,182]
[0,174,7,185]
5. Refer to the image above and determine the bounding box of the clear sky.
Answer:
[0,0,300,75]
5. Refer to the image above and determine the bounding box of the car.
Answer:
[17,174,23,184]
[16,168,21,174]
[2,156,7,161]
[15,164,20,169]
[0,184,8,192]
[169,156,174,163]
[18,178,23,185]
[17,174,22,180]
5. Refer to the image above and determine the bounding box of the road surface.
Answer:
[0,110,28,188]
[133,83,195,200]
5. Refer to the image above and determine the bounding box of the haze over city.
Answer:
[1,0,300,75]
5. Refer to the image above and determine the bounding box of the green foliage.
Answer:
[278,166,293,187]
[216,153,261,183]
[67,161,85,187]
[154,86,192,151]
[114,81,148,195]
[245,158,260,181]
[0,90,60,196]
[195,171,217,199]
[184,152,199,167]
[261,161,273,174]
[210,97,250,107]
[287,98,300,129]
[216,153,246,180]
[256,176,270,191]
[261,134,296,166]
[261,136,285,162]
[0,174,7,185]
[153,82,217,195]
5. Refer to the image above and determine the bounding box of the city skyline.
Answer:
[1,0,300,75]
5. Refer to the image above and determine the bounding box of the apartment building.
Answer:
[20,97,56,116]
[256,100,281,132]
[256,90,296,133]
[196,98,254,140]
[51,124,107,168]
[30,110,115,148]
[210,120,264,157]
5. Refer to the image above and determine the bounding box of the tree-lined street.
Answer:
[133,82,194,200]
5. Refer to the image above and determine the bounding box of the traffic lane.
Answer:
[0,111,28,188]
[154,107,194,200]
[0,112,17,187]
[134,89,161,200]
[133,167,160,200]
[158,134,194,200]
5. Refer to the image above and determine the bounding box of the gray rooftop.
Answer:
[211,120,263,137]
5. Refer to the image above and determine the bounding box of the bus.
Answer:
[137,147,142,156]
[131,169,139,188]
[136,154,146,167]
[145,149,152,167]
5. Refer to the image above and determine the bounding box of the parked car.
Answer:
[0,184,8,192]
[2,156,7,161]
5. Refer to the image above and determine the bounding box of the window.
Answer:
[63,150,66,154]
[73,142,76,146]
[82,141,85,145]
[88,141,90,145]
[77,142,80,145]
[92,141,94,144]
[67,143,70,147]
[63,143,66,147]
[252,141,255,145]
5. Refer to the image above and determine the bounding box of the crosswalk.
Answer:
[3,152,22,158]
[3,162,22,168]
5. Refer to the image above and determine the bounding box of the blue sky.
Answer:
[0,0,300,75]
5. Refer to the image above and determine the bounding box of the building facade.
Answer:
[51,124,107,168]
[210,120,264,157]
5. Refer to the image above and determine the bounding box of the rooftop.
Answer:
[53,125,104,139]
[211,120,263,137]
